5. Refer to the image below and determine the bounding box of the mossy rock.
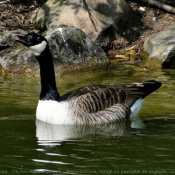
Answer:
[140,50,149,61]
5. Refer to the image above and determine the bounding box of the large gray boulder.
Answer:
[46,25,108,64]
[0,30,27,52]
[31,0,140,45]
[143,24,175,68]
[0,26,109,74]
[0,32,15,47]
[0,44,36,74]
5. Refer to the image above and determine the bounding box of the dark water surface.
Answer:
[0,66,175,175]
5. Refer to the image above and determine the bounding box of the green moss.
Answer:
[142,59,162,69]
[32,17,47,32]
[140,50,149,61]
[58,62,109,76]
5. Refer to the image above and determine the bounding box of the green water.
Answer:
[0,66,175,175]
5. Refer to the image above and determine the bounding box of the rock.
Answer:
[143,24,175,68]
[0,30,28,51]
[31,0,140,45]
[0,44,37,74]
[0,26,109,74]
[46,25,108,64]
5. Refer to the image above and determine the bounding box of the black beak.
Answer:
[15,35,28,46]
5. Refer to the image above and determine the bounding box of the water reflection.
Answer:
[36,120,126,141]
[36,118,145,142]
[130,117,145,129]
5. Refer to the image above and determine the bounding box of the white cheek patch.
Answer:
[29,40,47,56]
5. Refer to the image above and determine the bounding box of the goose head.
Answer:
[15,32,48,56]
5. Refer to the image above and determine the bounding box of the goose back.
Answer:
[61,80,161,113]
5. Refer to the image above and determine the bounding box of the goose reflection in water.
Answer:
[34,118,145,173]
[36,118,145,143]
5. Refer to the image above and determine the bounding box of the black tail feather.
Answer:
[125,80,162,107]
[142,80,162,98]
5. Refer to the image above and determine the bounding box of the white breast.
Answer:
[36,100,73,124]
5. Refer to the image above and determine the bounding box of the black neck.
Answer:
[35,45,60,101]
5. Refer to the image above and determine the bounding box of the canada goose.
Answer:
[15,32,162,125]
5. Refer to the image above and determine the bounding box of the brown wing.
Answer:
[61,85,105,100]
[61,80,161,114]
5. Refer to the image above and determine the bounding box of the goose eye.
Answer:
[37,37,41,42]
